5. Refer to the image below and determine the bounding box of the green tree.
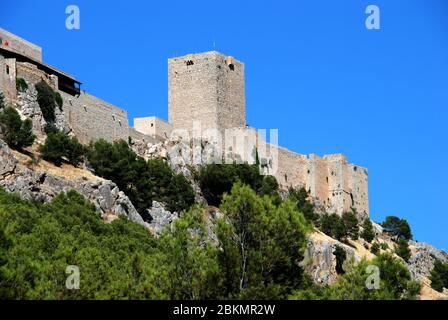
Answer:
[198,163,266,206]
[371,242,380,255]
[361,218,375,243]
[217,182,312,299]
[0,106,35,150]
[382,216,412,240]
[429,260,448,292]
[287,187,319,223]
[39,131,85,166]
[395,238,411,262]
[342,209,359,240]
[16,78,28,93]
[320,213,347,242]
[0,92,5,109]
[334,245,347,274]
[87,139,194,215]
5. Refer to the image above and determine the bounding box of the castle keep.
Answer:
[0,29,369,218]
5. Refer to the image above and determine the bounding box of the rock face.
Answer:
[302,232,361,286]
[16,85,72,142]
[0,139,144,227]
[407,241,448,284]
[145,201,178,236]
[132,137,207,205]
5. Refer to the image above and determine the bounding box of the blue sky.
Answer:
[2,0,447,250]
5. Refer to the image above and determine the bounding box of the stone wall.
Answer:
[16,61,58,89]
[60,91,130,144]
[0,55,17,102]
[168,51,246,136]
[0,28,42,62]
[134,116,173,141]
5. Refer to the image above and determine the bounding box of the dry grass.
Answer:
[11,147,102,182]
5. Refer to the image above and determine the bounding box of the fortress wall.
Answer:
[129,127,159,144]
[0,28,42,62]
[169,51,246,135]
[60,91,130,144]
[0,56,17,102]
[309,154,330,207]
[347,164,369,221]
[134,116,172,141]
[325,154,350,215]
[16,62,57,89]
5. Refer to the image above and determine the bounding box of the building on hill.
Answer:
[0,28,369,218]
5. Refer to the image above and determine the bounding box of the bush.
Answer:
[16,78,28,93]
[0,107,35,150]
[199,163,264,206]
[342,209,359,240]
[35,81,63,123]
[39,131,85,166]
[380,242,389,250]
[320,213,347,241]
[371,242,380,255]
[334,245,347,274]
[361,218,375,243]
[395,239,411,262]
[0,92,4,109]
[87,139,195,215]
[382,216,412,240]
[217,182,312,299]
[287,187,319,223]
[429,260,448,292]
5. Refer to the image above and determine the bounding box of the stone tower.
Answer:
[168,51,246,136]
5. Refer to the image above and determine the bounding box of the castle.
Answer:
[0,28,369,219]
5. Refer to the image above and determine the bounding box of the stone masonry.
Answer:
[0,29,369,217]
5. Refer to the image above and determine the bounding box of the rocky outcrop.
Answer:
[145,201,178,236]
[132,137,207,205]
[0,139,144,227]
[17,85,72,142]
[407,241,448,284]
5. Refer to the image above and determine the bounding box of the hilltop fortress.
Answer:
[0,29,369,218]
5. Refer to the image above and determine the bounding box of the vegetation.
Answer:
[39,130,85,166]
[395,238,411,262]
[290,254,421,300]
[361,218,375,243]
[198,163,280,207]
[371,242,380,255]
[287,187,319,223]
[16,78,28,93]
[382,216,412,240]
[334,245,347,274]
[87,139,195,214]
[429,260,448,292]
[0,106,35,150]
[342,209,359,240]
[0,92,4,109]
[217,182,312,299]
[319,213,347,242]
[35,80,63,123]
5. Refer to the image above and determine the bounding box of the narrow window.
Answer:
[229,63,235,71]
[6,65,10,75]
[186,60,194,66]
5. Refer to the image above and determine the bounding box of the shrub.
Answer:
[16,78,28,93]
[198,163,270,206]
[342,209,359,240]
[371,242,380,255]
[429,260,448,292]
[35,81,63,123]
[0,92,4,109]
[0,106,35,150]
[287,187,319,223]
[87,139,195,215]
[217,182,312,299]
[382,216,412,240]
[361,218,375,243]
[334,245,347,274]
[320,213,347,241]
[39,131,85,166]
[395,239,411,262]
[380,242,389,250]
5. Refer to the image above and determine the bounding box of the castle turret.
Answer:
[168,51,246,136]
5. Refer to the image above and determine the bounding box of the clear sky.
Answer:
[1,0,447,250]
